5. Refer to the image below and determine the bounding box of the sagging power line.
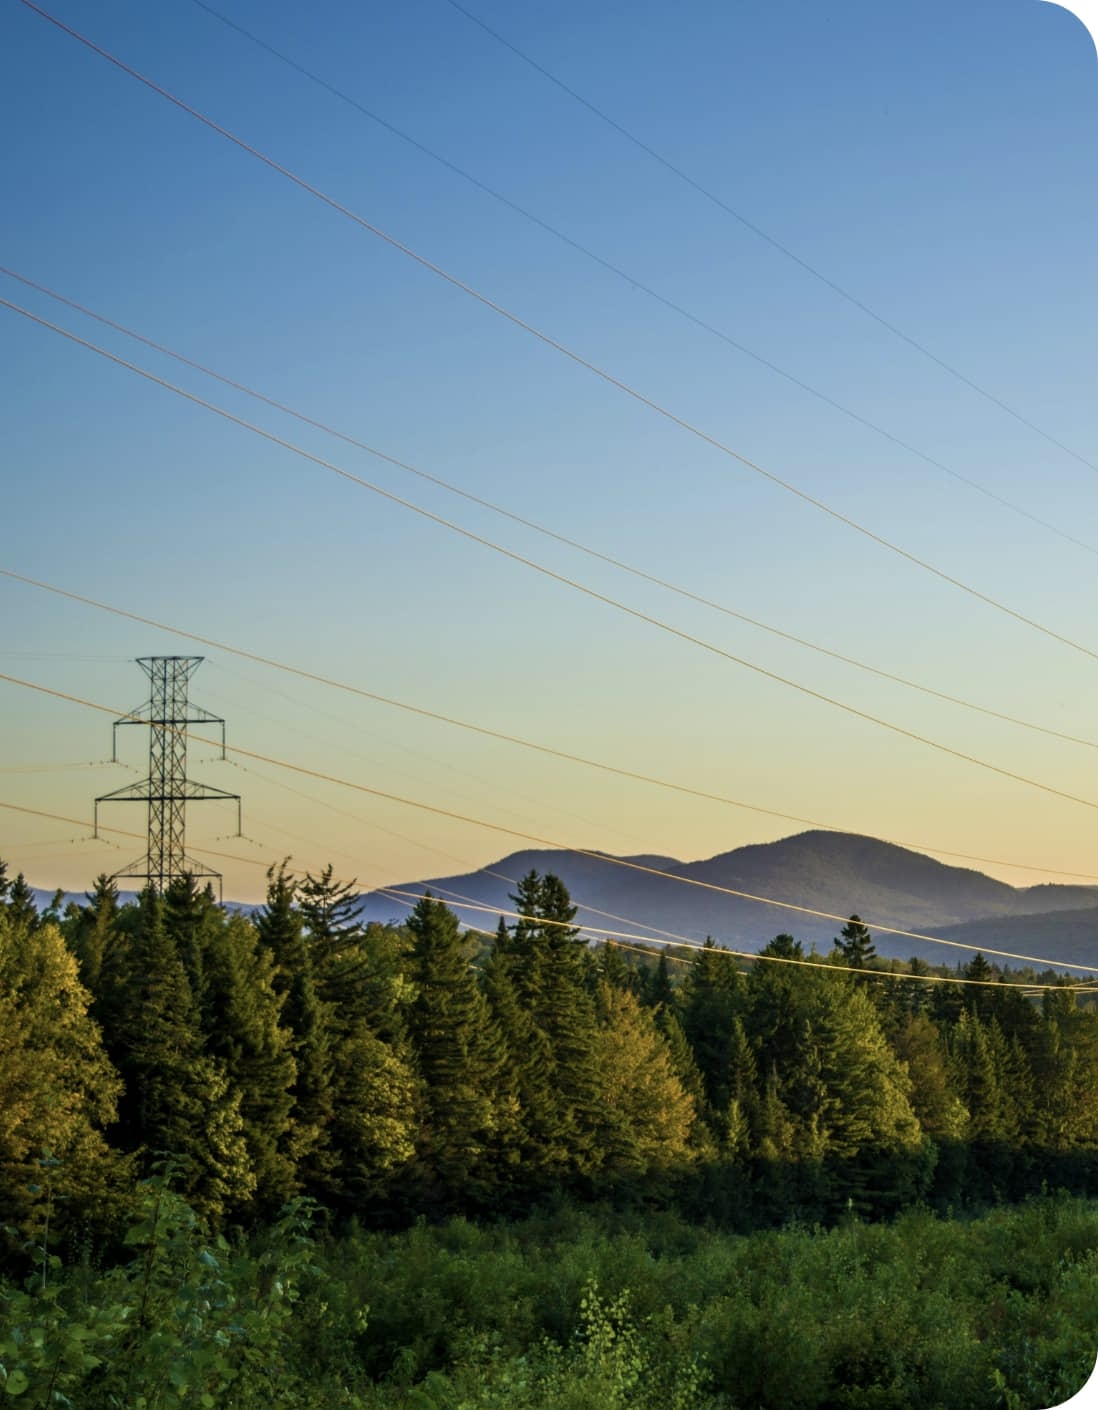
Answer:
[181,3,1098,560]
[6,301,1098,823]
[6,667,1097,974]
[442,0,1098,479]
[5,266,1098,756]
[16,1,1098,668]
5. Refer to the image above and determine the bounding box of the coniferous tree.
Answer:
[480,922,530,1187]
[891,1012,968,1142]
[199,910,299,1212]
[680,939,743,1116]
[405,894,500,1199]
[498,873,603,1182]
[109,888,255,1218]
[5,873,38,932]
[65,873,121,996]
[642,948,675,1012]
[254,862,338,1199]
[298,864,369,1019]
[723,1015,759,1156]
[836,915,876,970]
[162,873,224,1004]
[950,1009,1010,1144]
[807,982,923,1159]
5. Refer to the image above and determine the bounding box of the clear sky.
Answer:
[2,0,1098,912]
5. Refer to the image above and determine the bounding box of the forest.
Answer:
[2,859,1098,1407]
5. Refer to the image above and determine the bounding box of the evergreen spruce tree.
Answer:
[642,948,675,1011]
[298,864,369,1020]
[744,936,815,1098]
[109,888,255,1218]
[836,915,876,970]
[65,873,120,996]
[950,1009,1009,1144]
[405,894,501,1200]
[5,873,38,932]
[891,1012,968,1141]
[162,873,224,1004]
[680,939,743,1116]
[480,924,530,1187]
[254,863,338,1200]
[807,982,923,1159]
[723,1015,759,1156]
[500,873,603,1182]
[200,911,299,1212]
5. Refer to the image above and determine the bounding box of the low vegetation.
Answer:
[2,860,1097,1407]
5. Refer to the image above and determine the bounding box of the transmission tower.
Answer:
[95,656,240,896]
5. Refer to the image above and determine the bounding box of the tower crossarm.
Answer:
[94,656,242,896]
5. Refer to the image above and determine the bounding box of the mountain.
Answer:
[358,830,1098,972]
[928,907,1098,975]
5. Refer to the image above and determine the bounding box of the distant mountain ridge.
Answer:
[357,830,1098,973]
[23,831,1098,974]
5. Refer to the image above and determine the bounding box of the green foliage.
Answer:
[405,894,499,1197]
[836,915,877,971]
[0,1175,353,1410]
[4,1181,1098,1410]
[0,910,129,1242]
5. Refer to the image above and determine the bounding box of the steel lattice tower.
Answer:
[95,656,240,895]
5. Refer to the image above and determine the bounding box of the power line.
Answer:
[2,796,1084,992]
[8,563,1098,885]
[4,668,1097,974]
[7,298,1098,822]
[599,935,1096,994]
[442,0,1098,479]
[6,265,1097,756]
[375,885,1097,993]
[17,2,1098,667]
[180,2,1098,561]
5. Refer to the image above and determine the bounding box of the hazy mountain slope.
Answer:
[928,907,1098,975]
[358,830,1098,967]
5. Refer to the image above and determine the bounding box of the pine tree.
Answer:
[298,864,368,1020]
[327,1024,418,1202]
[642,948,675,1011]
[500,873,603,1182]
[723,1015,759,1155]
[949,1009,1009,1144]
[5,873,38,932]
[405,895,500,1198]
[109,889,255,1218]
[680,939,743,1115]
[891,1012,968,1141]
[65,873,121,995]
[200,911,299,1212]
[254,863,338,1200]
[836,915,877,970]
[162,873,224,1003]
[480,924,530,1186]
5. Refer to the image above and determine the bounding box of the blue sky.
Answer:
[3,0,1098,909]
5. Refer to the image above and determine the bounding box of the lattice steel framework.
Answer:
[95,656,240,895]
